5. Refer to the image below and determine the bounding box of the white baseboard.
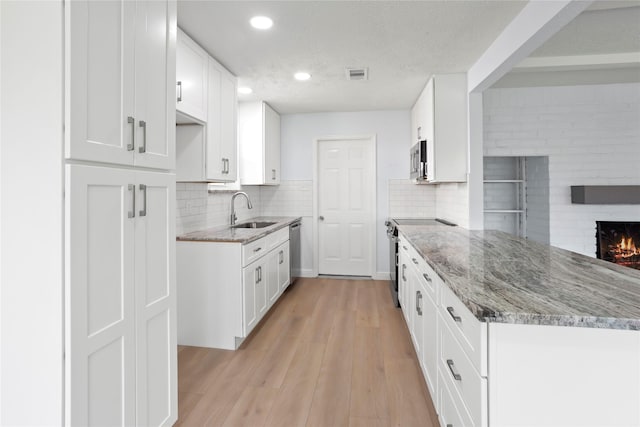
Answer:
[372,272,391,281]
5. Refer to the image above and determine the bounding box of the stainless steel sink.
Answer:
[231,221,276,229]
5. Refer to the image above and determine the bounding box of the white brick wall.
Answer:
[388,179,436,218]
[484,83,640,257]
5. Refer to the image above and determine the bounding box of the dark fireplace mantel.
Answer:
[572,186,640,204]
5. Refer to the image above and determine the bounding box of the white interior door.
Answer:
[66,164,136,425]
[134,171,177,426]
[318,137,375,276]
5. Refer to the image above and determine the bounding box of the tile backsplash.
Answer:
[388,179,436,218]
[176,180,313,235]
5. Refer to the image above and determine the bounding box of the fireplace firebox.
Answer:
[596,221,640,270]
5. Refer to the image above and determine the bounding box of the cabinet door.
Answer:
[278,242,290,292]
[423,78,436,181]
[243,264,259,335]
[65,164,136,426]
[263,103,281,185]
[134,171,177,426]
[176,28,208,122]
[421,283,438,400]
[205,58,237,182]
[267,250,280,305]
[256,261,268,319]
[410,267,422,357]
[220,70,238,181]
[134,0,176,170]
[65,0,136,165]
[205,60,224,181]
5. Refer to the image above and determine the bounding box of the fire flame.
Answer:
[614,236,638,259]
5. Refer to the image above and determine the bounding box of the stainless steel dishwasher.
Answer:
[289,220,301,284]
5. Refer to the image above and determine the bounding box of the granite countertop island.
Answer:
[398,225,640,330]
[177,216,301,244]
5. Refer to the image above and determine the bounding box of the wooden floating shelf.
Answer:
[571,185,640,205]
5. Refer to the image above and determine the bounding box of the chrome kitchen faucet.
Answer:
[230,191,253,225]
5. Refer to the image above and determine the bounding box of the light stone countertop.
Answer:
[398,225,640,330]
[177,216,302,244]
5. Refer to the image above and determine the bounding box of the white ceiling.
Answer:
[178,1,640,114]
[177,0,527,114]
[494,3,640,88]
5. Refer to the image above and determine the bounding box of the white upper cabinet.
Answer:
[411,74,467,182]
[206,56,238,182]
[239,101,281,185]
[176,28,208,123]
[65,0,175,170]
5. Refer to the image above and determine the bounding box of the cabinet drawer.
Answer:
[267,227,289,251]
[242,236,268,266]
[412,252,439,299]
[439,284,487,376]
[438,367,475,427]
[439,314,487,427]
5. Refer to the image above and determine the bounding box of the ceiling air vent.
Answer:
[346,67,368,81]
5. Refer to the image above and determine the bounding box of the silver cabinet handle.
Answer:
[423,273,432,283]
[416,290,422,316]
[127,116,135,151]
[272,169,276,180]
[401,264,406,282]
[225,158,229,174]
[447,306,462,322]
[402,245,408,250]
[446,359,462,381]
[279,250,284,264]
[138,120,146,153]
[259,266,262,282]
[253,247,262,253]
[128,184,135,218]
[222,158,226,174]
[139,184,147,217]
[176,81,182,102]
[447,425,453,427]
[255,267,260,284]
[412,258,418,265]
[318,216,324,221]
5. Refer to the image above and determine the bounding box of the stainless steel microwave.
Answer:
[410,140,427,181]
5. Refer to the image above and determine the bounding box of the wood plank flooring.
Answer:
[177,277,439,427]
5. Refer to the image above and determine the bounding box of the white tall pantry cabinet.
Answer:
[1,1,177,425]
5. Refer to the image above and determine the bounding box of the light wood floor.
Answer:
[176,277,439,427]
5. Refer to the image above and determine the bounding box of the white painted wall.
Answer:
[281,110,410,276]
[1,2,64,424]
[484,83,640,257]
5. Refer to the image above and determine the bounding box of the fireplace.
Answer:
[596,221,640,270]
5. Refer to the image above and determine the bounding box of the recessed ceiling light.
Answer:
[250,16,273,30]
[294,72,311,81]
[238,87,253,95]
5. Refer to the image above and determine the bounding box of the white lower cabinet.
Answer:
[399,233,640,427]
[66,164,176,426]
[178,227,290,350]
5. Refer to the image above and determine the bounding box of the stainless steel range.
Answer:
[385,218,456,307]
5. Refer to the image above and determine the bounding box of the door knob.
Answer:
[319,216,325,221]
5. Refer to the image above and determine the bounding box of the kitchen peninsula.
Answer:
[396,224,640,427]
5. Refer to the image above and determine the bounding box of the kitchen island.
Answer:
[396,224,640,427]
